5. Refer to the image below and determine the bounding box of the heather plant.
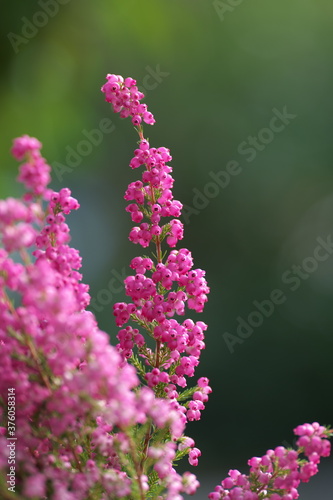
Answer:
[0,74,331,500]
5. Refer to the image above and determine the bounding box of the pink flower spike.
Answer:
[11,135,42,160]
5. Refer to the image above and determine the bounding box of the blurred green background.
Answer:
[1,1,333,497]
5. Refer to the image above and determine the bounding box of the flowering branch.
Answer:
[0,73,331,500]
[101,73,212,489]
[209,423,333,499]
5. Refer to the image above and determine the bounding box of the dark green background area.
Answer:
[1,1,333,497]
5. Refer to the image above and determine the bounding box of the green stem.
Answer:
[125,429,146,500]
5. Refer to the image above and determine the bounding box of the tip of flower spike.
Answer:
[101,73,155,125]
[11,135,52,198]
[11,135,42,161]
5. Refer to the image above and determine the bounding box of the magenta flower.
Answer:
[0,74,331,500]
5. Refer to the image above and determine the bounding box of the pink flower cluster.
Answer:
[0,135,191,499]
[0,74,331,500]
[102,74,211,468]
[12,134,51,198]
[126,142,184,249]
[101,74,155,125]
[208,422,331,500]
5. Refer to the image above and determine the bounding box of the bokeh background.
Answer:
[1,1,333,498]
